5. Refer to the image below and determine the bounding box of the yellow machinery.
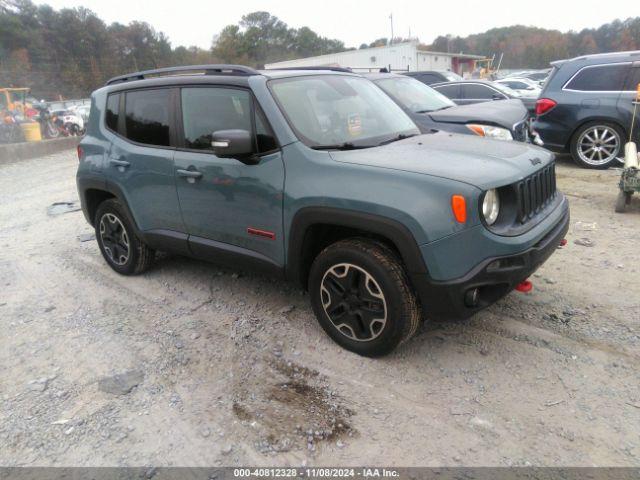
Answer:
[0,87,31,114]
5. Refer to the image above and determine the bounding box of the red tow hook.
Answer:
[515,279,533,293]
[558,238,568,248]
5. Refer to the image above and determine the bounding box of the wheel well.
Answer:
[84,189,115,225]
[296,223,402,289]
[567,118,627,150]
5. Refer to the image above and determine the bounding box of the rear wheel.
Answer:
[308,238,421,357]
[94,199,155,275]
[570,122,624,169]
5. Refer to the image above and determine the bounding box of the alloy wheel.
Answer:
[99,213,130,266]
[320,263,387,342]
[577,125,621,166]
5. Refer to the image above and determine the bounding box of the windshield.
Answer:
[270,75,419,148]
[375,76,455,113]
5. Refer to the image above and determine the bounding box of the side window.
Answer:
[255,106,278,153]
[105,93,120,132]
[124,89,171,146]
[565,64,630,92]
[465,84,498,99]
[623,67,640,92]
[433,84,459,99]
[181,87,251,151]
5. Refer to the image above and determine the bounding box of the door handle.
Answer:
[109,158,130,168]
[177,168,203,184]
[177,169,203,179]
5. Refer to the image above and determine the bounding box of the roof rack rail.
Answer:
[105,64,260,86]
[266,66,353,73]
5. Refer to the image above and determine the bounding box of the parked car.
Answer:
[52,109,84,135]
[533,51,640,169]
[365,72,535,143]
[70,104,91,124]
[515,70,551,86]
[402,70,463,85]
[431,80,537,112]
[77,65,569,357]
[495,77,542,98]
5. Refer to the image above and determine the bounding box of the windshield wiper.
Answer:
[416,106,451,114]
[310,142,373,151]
[377,133,419,146]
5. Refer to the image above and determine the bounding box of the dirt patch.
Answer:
[232,356,355,455]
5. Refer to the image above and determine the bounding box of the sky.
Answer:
[40,0,635,49]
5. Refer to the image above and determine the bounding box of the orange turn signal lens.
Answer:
[451,195,467,223]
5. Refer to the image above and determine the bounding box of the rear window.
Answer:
[565,64,630,92]
[124,89,171,146]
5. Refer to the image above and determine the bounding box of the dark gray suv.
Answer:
[533,51,640,169]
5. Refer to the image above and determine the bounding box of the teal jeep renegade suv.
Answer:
[77,65,569,357]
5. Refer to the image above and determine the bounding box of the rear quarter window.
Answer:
[105,93,120,132]
[565,63,630,92]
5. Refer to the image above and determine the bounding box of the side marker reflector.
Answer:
[451,195,467,223]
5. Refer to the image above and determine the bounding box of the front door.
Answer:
[173,86,285,267]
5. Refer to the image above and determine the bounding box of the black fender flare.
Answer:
[286,206,428,286]
[77,175,140,234]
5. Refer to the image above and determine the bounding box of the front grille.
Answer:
[516,163,557,223]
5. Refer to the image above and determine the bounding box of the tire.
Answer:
[94,199,155,275]
[615,190,631,213]
[308,238,421,357]
[570,121,624,169]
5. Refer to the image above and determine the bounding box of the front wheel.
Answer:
[308,238,421,357]
[570,122,624,169]
[94,199,155,275]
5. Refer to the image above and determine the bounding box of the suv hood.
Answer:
[329,132,553,190]
[427,99,527,128]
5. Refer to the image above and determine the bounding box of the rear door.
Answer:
[173,86,285,267]
[107,88,185,233]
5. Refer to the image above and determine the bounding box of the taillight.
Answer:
[77,145,84,162]
[535,98,557,116]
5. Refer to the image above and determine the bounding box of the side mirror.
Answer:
[211,129,257,164]
[492,94,504,100]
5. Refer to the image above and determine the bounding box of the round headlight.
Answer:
[482,189,500,225]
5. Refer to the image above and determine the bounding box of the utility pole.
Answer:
[389,13,394,45]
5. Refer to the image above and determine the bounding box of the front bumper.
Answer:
[410,207,570,320]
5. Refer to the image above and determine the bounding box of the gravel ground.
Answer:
[0,150,639,467]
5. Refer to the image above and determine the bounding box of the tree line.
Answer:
[0,2,346,99]
[1,0,639,99]
[428,19,640,69]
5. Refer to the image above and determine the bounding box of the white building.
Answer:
[265,41,484,75]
